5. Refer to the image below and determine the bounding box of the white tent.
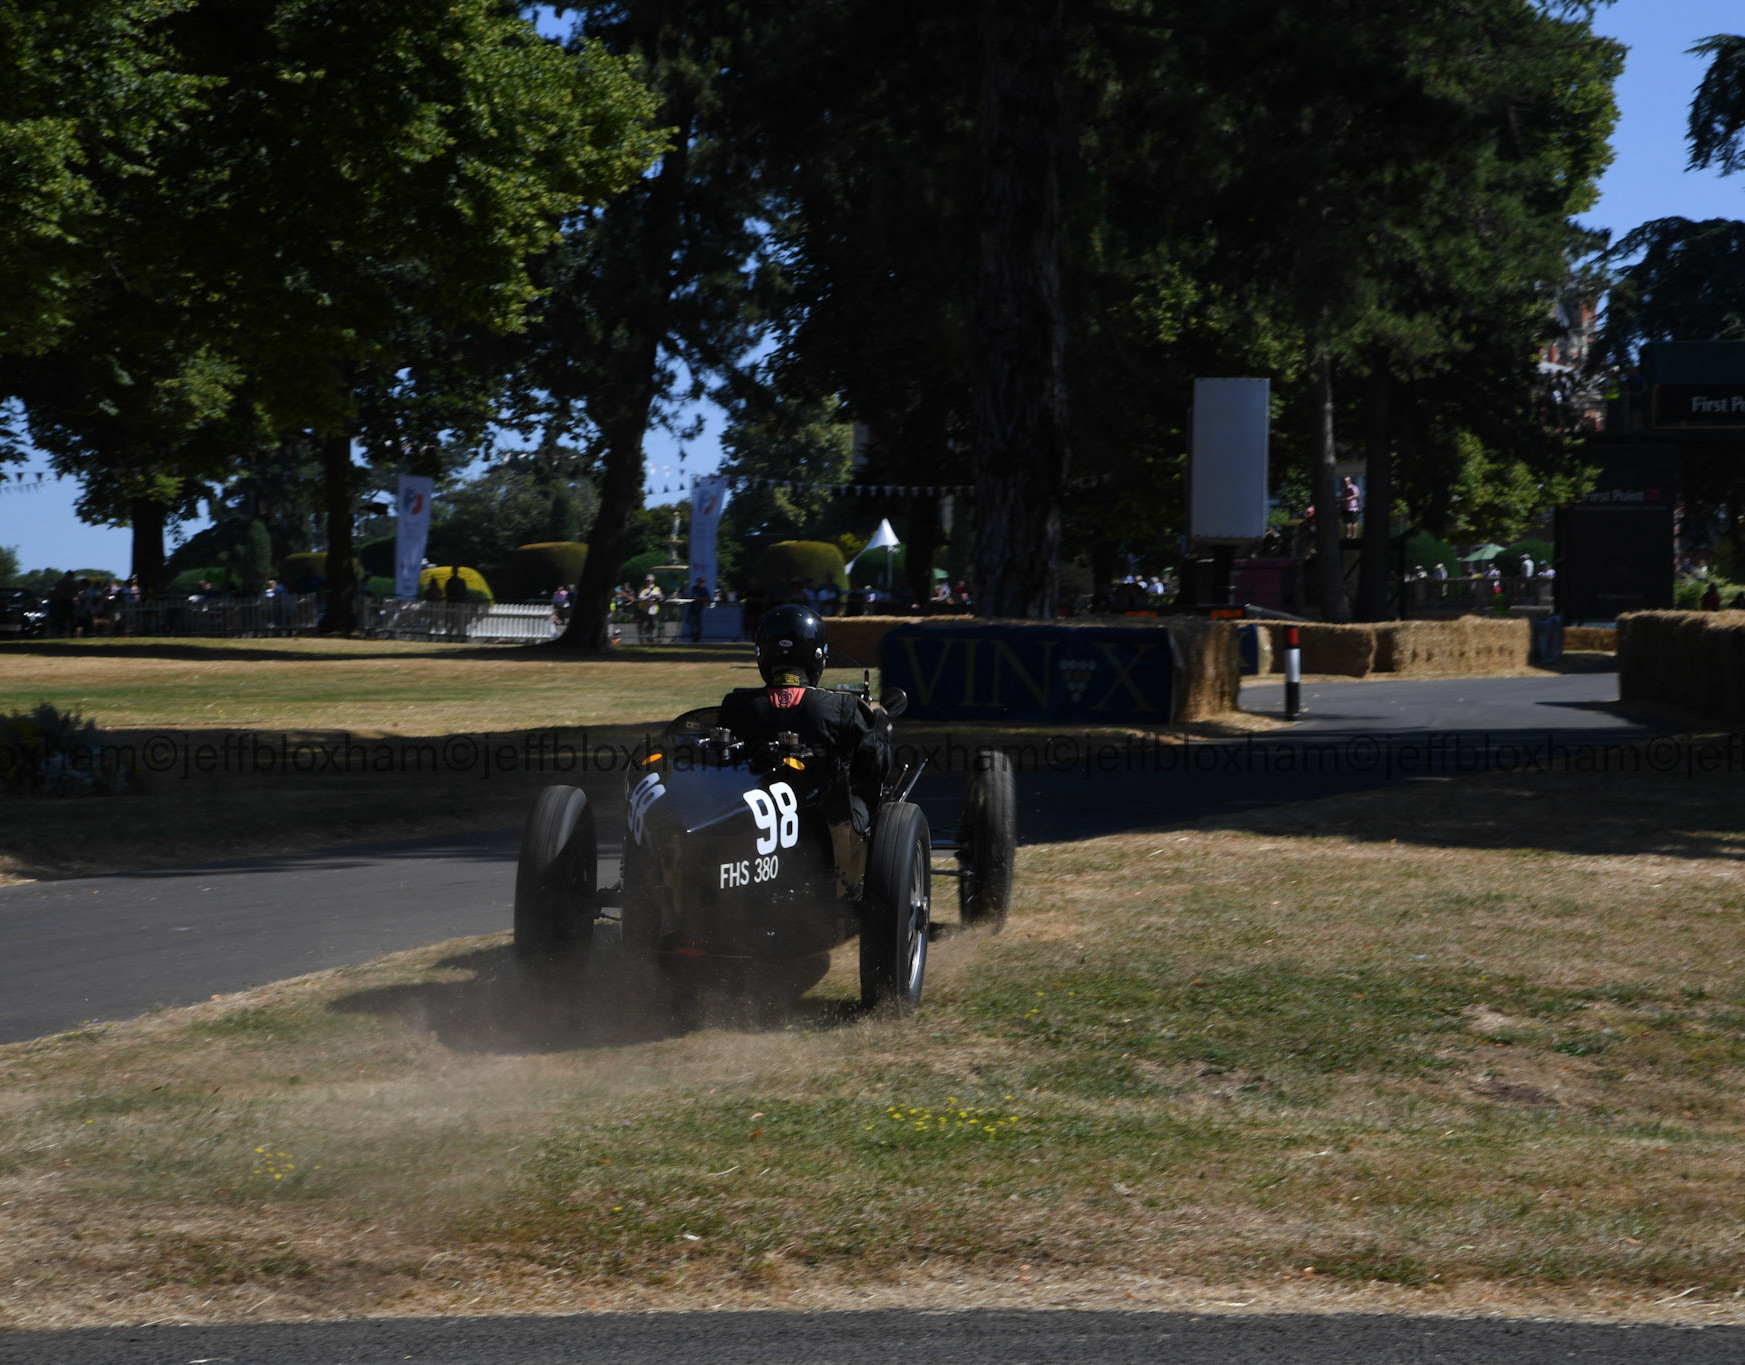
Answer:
[846,518,902,588]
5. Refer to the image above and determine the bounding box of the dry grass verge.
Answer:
[6,747,1745,1327]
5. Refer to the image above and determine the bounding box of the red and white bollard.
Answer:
[1283,625,1301,721]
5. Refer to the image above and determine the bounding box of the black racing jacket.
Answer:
[719,684,892,819]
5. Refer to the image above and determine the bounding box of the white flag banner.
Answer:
[395,475,434,598]
[689,474,729,597]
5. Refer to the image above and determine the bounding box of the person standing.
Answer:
[1341,477,1361,536]
[636,574,663,644]
[444,566,469,640]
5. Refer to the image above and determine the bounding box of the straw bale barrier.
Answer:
[1564,625,1617,653]
[1254,617,1528,677]
[831,615,970,668]
[1256,623,1377,677]
[1618,611,1745,723]
[1373,618,1529,675]
[1165,616,1241,722]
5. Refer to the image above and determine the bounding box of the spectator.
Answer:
[1432,562,1448,581]
[47,571,75,637]
[73,577,98,637]
[815,577,841,617]
[1519,553,1534,577]
[636,574,663,643]
[444,566,469,641]
[1341,477,1360,535]
[1701,582,1722,612]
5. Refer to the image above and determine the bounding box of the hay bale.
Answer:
[1258,623,1377,677]
[1166,616,1241,721]
[1619,610,1745,721]
[1563,625,1617,653]
[1358,618,1524,675]
[832,615,970,668]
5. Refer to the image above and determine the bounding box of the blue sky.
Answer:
[3,0,1741,577]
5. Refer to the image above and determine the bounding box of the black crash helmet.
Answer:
[755,603,828,686]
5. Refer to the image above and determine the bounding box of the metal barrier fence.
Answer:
[97,594,748,643]
[1401,577,1554,616]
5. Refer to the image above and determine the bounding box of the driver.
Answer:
[719,603,892,832]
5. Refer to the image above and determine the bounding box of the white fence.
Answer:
[102,594,747,644]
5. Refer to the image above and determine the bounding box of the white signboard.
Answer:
[1190,378,1270,541]
[395,475,434,599]
[689,474,729,596]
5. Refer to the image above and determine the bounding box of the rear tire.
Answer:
[514,785,597,967]
[860,802,930,1013]
[959,749,1015,929]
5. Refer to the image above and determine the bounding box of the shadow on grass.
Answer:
[329,939,856,1054]
[1189,757,1745,863]
[0,638,756,664]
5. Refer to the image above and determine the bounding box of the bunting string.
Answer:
[720,473,1113,497]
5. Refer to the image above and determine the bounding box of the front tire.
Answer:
[959,749,1015,929]
[860,801,930,1013]
[514,785,597,967]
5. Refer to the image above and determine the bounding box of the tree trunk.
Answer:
[129,496,168,596]
[971,0,1069,620]
[1312,349,1349,622]
[905,492,941,610]
[1356,367,1393,621]
[319,432,358,635]
[557,103,695,654]
[562,410,655,650]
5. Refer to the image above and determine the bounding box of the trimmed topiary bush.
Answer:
[418,565,494,602]
[758,540,847,593]
[167,566,229,594]
[280,553,363,591]
[1502,538,1554,573]
[509,542,588,600]
[618,549,666,587]
[359,537,396,578]
[1401,531,1461,578]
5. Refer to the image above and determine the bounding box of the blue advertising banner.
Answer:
[880,625,1172,723]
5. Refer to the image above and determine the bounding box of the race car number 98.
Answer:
[742,781,799,854]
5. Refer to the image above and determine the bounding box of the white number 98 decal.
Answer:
[743,781,800,854]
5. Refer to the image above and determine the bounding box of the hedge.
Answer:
[418,566,495,602]
[280,552,362,588]
[509,542,588,600]
[758,541,847,592]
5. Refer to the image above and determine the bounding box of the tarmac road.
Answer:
[4,1306,1744,1364]
[0,660,1672,1044]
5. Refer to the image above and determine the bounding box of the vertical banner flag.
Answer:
[689,474,729,597]
[395,475,434,599]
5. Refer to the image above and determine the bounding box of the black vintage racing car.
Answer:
[511,683,1015,1012]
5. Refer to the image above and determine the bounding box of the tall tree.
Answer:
[0,0,207,364]
[527,1,774,651]
[1596,33,1745,579]
[971,0,1070,618]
